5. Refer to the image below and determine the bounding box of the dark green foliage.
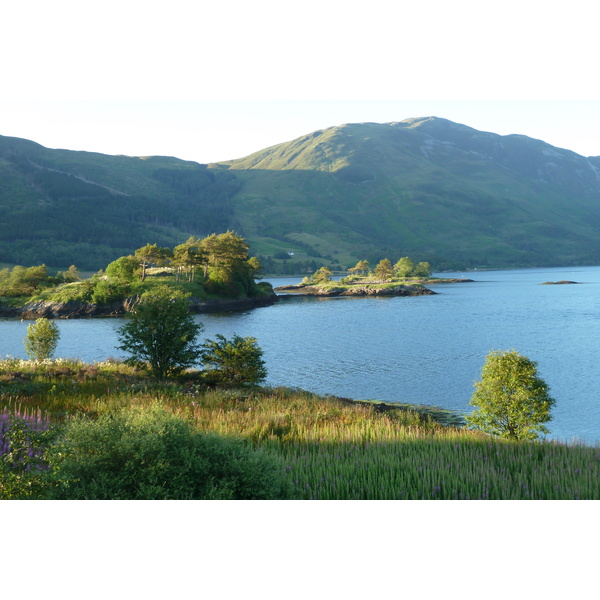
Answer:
[105,255,138,281]
[117,286,203,379]
[44,405,291,500]
[0,264,52,296]
[467,350,556,441]
[201,334,267,386]
[5,118,600,271]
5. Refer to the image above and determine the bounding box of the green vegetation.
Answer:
[1,358,598,500]
[117,286,204,380]
[24,318,60,360]
[467,350,556,441]
[0,232,273,313]
[200,334,267,386]
[44,404,289,500]
[4,118,600,273]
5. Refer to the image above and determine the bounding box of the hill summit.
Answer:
[1,117,600,271]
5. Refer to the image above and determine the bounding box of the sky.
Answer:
[1,1,599,164]
[3,0,597,585]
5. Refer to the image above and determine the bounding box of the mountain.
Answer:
[0,135,239,269]
[2,117,600,271]
[217,117,600,270]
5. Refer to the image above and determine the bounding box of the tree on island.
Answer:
[117,285,203,380]
[134,244,173,282]
[394,257,415,278]
[172,237,206,282]
[412,261,432,277]
[374,259,394,282]
[467,349,555,441]
[312,266,333,283]
[348,260,370,276]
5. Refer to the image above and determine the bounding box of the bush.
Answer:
[45,404,291,500]
[201,334,267,386]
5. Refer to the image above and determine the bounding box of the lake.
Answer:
[2,266,600,444]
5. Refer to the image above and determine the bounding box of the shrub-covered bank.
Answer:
[1,359,598,500]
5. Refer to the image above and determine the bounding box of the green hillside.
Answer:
[219,118,600,269]
[2,117,600,271]
[0,135,239,269]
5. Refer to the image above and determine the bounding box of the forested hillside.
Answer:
[2,117,600,272]
[0,135,239,269]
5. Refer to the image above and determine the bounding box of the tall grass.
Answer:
[1,359,599,500]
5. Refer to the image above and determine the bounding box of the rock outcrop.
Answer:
[0,293,278,319]
[275,284,436,297]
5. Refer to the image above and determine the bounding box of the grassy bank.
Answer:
[1,359,598,500]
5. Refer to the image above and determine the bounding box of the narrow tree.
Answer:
[117,285,203,379]
[467,349,555,441]
[200,334,267,386]
[374,258,394,282]
[24,318,60,360]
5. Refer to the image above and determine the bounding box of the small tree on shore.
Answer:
[24,318,60,360]
[117,285,203,379]
[200,334,267,386]
[467,349,555,441]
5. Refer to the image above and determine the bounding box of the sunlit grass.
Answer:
[1,358,599,500]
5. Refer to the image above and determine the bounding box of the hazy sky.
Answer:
[2,1,598,163]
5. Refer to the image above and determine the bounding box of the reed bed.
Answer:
[1,359,599,500]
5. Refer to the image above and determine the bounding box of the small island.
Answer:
[275,258,473,298]
[0,232,277,319]
[541,280,579,285]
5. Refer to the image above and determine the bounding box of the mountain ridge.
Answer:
[1,117,600,271]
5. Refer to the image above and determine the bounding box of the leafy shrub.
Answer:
[45,404,291,499]
[201,334,267,386]
[91,279,131,304]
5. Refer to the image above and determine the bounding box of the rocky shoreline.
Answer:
[0,293,278,320]
[274,283,436,297]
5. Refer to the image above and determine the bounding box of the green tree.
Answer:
[117,285,203,379]
[134,244,173,281]
[374,258,394,282]
[172,236,206,282]
[200,334,267,386]
[467,349,556,441]
[24,318,60,360]
[348,260,369,276]
[106,255,138,281]
[413,261,432,277]
[394,257,414,278]
[312,266,333,283]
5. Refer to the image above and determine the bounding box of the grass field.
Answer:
[2,358,598,500]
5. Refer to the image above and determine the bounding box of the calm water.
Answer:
[2,266,600,444]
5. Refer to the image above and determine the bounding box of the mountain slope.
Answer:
[1,117,600,271]
[218,118,600,268]
[0,135,239,269]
